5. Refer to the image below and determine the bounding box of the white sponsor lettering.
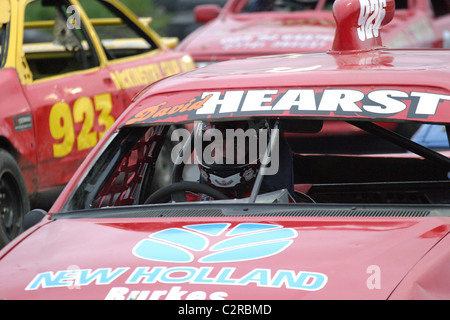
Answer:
[26,266,328,294]
[194,89,450,118]
[357,0,387,41]
[197,91,244,114]
[411,92,450,115]
[104,286,228,301]
[365,90,408,114]
[241,90,278,112]
[272,89,316,111]
[220,33,333,50]
[318,89,364,112]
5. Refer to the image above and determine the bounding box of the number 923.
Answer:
[49,93,115,158]
[357,0,387,41]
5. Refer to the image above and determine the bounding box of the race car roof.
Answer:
[121,0,450,126]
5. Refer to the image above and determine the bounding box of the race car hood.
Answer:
[177,12,336,61]
[0,210,448,300]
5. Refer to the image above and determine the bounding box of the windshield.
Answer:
[61,115,450,213]
[238,0,334,13]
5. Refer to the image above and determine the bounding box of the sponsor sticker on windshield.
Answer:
[125,88,450,125]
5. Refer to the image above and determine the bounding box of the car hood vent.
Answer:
[54,204,441,220]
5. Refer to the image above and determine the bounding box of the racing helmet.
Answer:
[194,120,271,198]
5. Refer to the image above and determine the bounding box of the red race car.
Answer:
[0,0,195,247]
[0,0,449,300]
[177,0,450,66]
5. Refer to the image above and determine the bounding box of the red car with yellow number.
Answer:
[0,0,195,247]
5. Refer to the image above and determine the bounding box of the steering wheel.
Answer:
[144,181,229,204]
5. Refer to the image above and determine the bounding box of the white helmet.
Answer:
[194,120,271,198]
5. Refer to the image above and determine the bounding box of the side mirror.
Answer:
[23,209,47,230]
[194,5,221,23]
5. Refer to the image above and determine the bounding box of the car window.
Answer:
[240,0,334,13]
[0,23,7,68]
[64,125,162,211]
[23,0,99,80]
[78,0,158,60]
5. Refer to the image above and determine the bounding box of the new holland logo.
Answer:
[132,223,297,263]
[26,222,327,293]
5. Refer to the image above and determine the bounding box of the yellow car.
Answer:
[0,0,195,247]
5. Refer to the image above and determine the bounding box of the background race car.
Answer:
[177,0,450,66]
[156,0,228,40]
[176,0,450,148]
[0,0,195,248]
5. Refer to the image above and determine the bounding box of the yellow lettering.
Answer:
[160,60,180,76]
[73,97,97,151]
[113,63,167,89]
[49,102,75,158]
[49,93,116,158]
[94,93,115,139]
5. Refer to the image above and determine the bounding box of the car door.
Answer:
[76,0,196,192]
[20,0,125,191]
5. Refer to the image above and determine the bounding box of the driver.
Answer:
[187,120,295,201]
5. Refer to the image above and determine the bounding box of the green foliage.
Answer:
[121,0,172,35]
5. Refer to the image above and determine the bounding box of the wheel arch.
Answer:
[0,136,20,161]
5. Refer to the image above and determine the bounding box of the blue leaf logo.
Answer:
[133,223,297,263]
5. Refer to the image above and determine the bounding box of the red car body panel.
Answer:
[20,51,191,193]
[180,10,336,61]
[114,50,450,127]
[0,216,448,300]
